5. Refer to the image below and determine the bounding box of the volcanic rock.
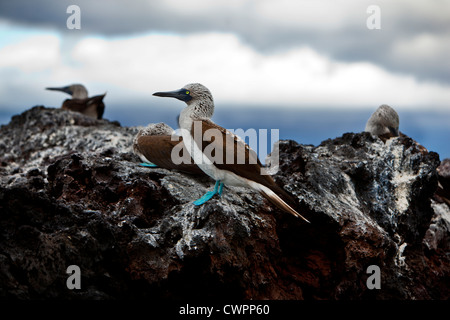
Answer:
[0,106,448,299]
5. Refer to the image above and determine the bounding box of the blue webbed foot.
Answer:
[193,180,222,206]
[193,190,217,205]
[139,162,158,168]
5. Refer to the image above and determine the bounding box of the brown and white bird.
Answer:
[133,122,205,175]
[46,84,106,119]
[153,83,309,222]
[365,104,399,141]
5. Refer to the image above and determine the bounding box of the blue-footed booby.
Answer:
[365,104,399,141]
[365,104,429,154]
[46,84,106,120]
[133,122,205,175]
[153,83,309,222]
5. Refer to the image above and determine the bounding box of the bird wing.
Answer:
[136,135,205,175]
[61,94,106,119]
[193,119,308,221]
[89,94,106,119]
[194,119,274,187]
[61,98,89,113]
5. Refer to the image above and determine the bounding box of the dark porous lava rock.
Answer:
[0,106,449,299]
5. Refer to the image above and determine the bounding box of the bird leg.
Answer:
[193,180,222,205]
[218,182,224,196]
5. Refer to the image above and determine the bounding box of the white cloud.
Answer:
[1,0,450,88]
[1,31,449,111]
[0,34,60,72]
[67,32,450,108]
[392,33,450,63]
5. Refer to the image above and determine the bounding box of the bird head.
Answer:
[153,83,212,104]
[46,84,88,99]
[153,83,214,119]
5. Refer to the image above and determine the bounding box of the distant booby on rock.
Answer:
[153,83,309,222]
[133,122,205,175]
[365,104,399,141]
[46,84,106,120]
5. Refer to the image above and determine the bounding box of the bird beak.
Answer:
[153,88,192,102]
[46,86,72,95]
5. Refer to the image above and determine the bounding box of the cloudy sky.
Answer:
[0,0,449,118]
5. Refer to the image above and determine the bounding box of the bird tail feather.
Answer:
[252,183,310,223]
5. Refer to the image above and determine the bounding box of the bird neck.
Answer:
[179,100,214,129]
[72,87,88,99]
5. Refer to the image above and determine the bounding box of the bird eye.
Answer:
[186,91,190,95]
